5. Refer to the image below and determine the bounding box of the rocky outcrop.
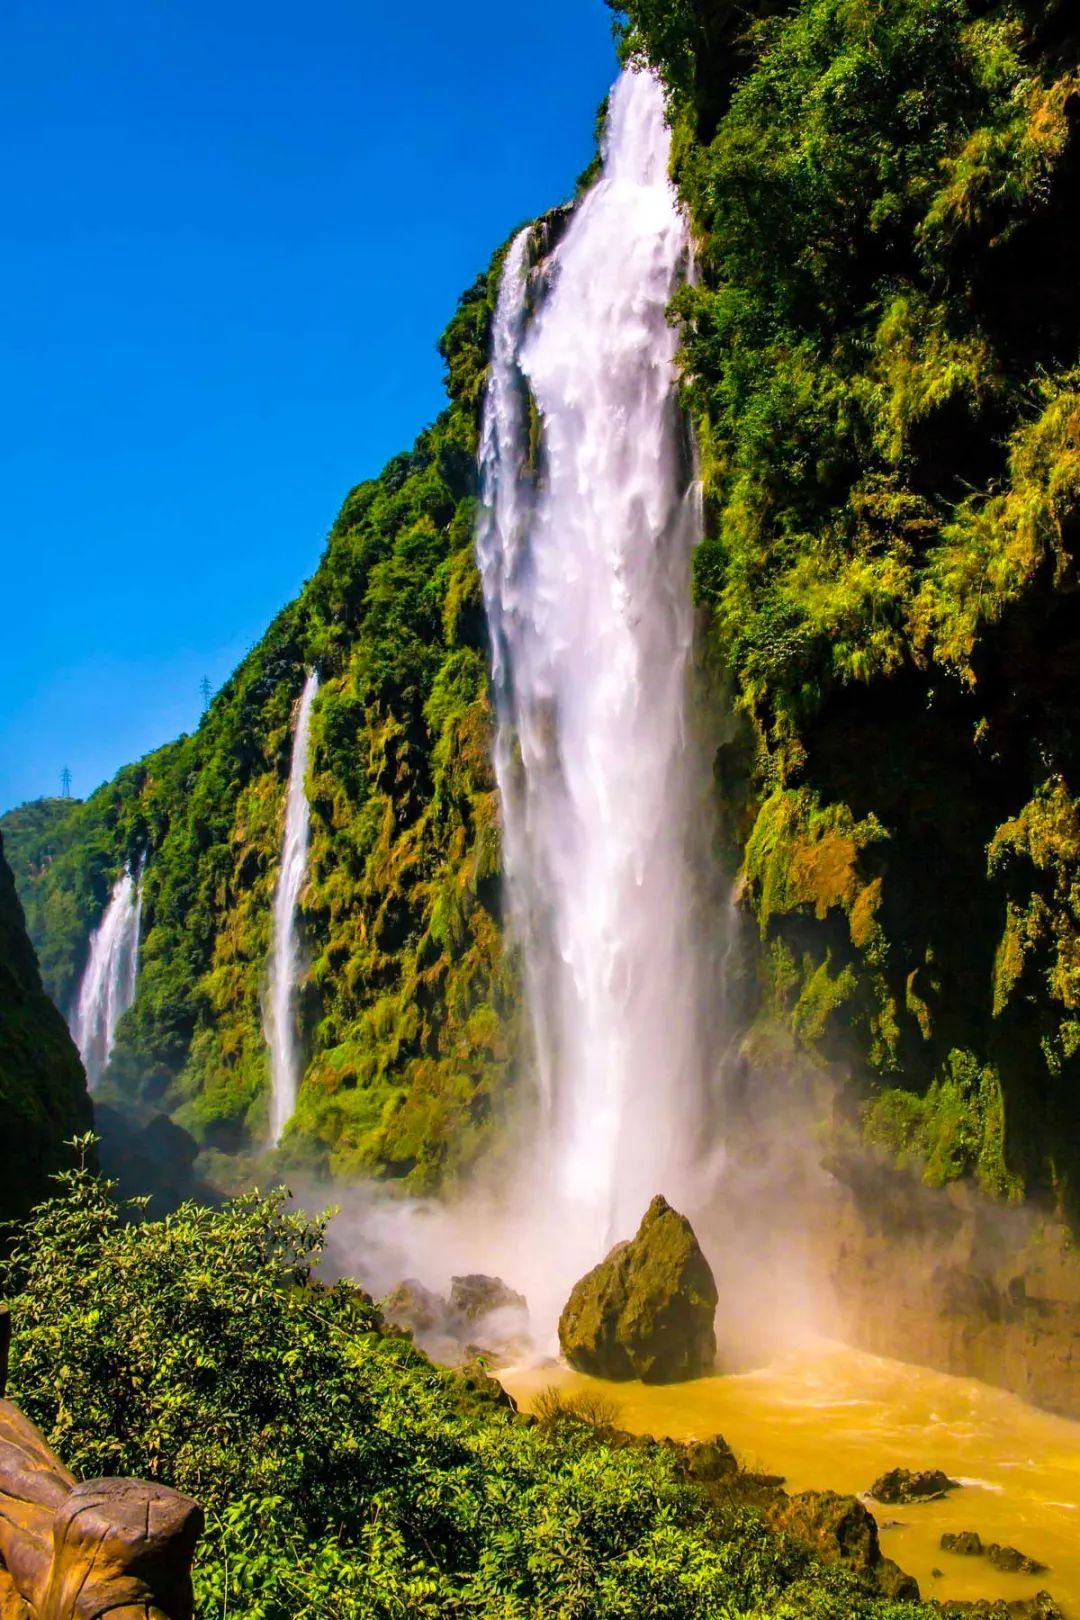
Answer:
[449,1274,526,1323]
[0,833,91,1234]
[765,1491,919,1603]
[829,1166,1080,1419]
[382,1273,529,1368]
[867,1468,959,1505]
[940,1597,1063,1619]
[558,1196,717,1383]
[940,1533,1048,1576]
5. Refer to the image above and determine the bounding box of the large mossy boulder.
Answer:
[558,1195,718,1383]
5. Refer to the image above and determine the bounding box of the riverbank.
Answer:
[502,1342,1080,1614]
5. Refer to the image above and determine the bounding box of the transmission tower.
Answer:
[60,766,71,799]
[200,675,212,712]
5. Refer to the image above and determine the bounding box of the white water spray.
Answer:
[477,67,708,1307]
[266,668,318,1145]
[71,860,144,1089]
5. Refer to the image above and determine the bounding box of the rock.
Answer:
[942,1531,984,1556]
[940,1598,1062,1619]
[558,1195,718,1383]
[1014,1598,1064,1620]
[449,1275,527,1323]
[987,1543,1048,1575]
[383,1278,448,1337]
[939,1531,1047,1574]
[681,1436,738,1482]
[765,1490,919,1602]
[867,1467,960,1504]
[456,1360,518,1413]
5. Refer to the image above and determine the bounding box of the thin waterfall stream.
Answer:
[70,858,144,1089]
[266,668,318,1145]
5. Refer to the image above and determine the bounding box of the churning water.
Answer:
[266,668,318,1145]
[477,66,709,1301]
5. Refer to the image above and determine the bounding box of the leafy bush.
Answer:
[1,1157,938,1619]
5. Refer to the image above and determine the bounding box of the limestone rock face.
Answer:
[558,1196,718,1383]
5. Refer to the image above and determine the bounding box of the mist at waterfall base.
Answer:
[318,68,836,1362]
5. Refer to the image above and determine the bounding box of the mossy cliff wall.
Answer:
[8,3,1080,1330]
[0,830,91,1225]
[611,0,1080,1218]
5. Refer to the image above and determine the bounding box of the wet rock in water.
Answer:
[939,1531,1047,1575]
[987,1543,1048,1575]
[942,1531,984,1556]
[941,1597,1062,1619]
[867,1466,960,1504]
[558,1195,718,1383]
[449,1274,527,1323]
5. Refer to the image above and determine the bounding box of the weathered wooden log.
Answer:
[0,1396,201,1620]
[39,1477,202,1620]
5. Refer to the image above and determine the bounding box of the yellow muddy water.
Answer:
[502,1343,1080,1614]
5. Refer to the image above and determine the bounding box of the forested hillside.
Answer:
[0,831,90,1225]
[2,260,518,1188]
[7,0,1080,1223]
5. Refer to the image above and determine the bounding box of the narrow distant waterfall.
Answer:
[71,859,144,1089]
[477,68,708,1277]
[266,669,318,1145]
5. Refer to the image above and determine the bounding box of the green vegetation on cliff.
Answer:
[614,0,1080,1209]
[0,831,90,1227]
[9,0,1080,1222]
[1,1159,938,1618]
[2,255,519,1189]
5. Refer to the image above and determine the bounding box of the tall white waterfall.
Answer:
[266,668,318,1145]
[477,67,707,1281]
[71,860,144,1089]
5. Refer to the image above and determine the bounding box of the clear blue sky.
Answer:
[1,0,617,813]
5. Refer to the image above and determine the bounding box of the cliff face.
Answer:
[8,0,1080,1240]
[0,831,91,1225]
[610,0,1080,1215]
[1,258,518,1189]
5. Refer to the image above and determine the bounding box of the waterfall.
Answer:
[71,859,144,1089]
[266,668,318,1145]
[477,67,709,1285]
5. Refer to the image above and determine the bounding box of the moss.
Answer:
[617,0,1080,1201]
[863,1049,1022,1200]
[744,788,887,934]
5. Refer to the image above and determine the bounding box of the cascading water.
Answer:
[71,859,144,1089]
[266,668,318,1145]
[477,66,710,1298]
